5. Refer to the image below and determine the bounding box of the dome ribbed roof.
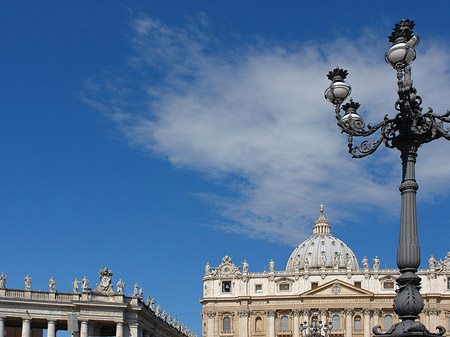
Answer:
[286,207,359,271]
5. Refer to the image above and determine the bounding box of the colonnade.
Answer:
[0,317,142,337]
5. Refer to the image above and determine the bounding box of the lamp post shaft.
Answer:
[397,142,420,271]
[393,141,424,321]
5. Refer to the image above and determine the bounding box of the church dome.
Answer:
[286,207,359,271]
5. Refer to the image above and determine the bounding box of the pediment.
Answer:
[301,279,373,297]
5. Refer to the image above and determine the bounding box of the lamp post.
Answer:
[299,311,332,337]
[324,19,450,337]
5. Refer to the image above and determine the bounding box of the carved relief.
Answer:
[94,267,114,293]
[211,256,242,279]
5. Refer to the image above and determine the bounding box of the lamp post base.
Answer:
[373,321,445,337]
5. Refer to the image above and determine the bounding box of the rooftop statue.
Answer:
[133,283,139,297]
[362,256,369,269]
[150,298,156,311]
[373,256,380,270]
[24,275,31,290]
[72,278,80,293]
[0,273,6,289]
[81,276,89,292]
[242,260,248,273]
[49,277,56,292]
[269,259,275,272]
[116,279,125,294]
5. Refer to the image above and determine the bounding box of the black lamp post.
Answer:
[299,311,332,337]
[325,19,450,337]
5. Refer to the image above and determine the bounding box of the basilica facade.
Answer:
[200,208,450,337]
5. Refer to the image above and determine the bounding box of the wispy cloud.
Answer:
[84,14,450,245]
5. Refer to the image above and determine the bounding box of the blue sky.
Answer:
[2,1,450,335]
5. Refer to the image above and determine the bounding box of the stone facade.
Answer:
[0,268,196,337]
[200,209,450,337]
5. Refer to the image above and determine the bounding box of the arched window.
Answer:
[223,317,231,332]
[384,315,392,330]
[255,317,263,331]
[332,315,341,330]
[280,316,289,330]
[354,315,361,330]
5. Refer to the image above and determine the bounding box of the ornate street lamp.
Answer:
[299,311,332,337]
[325,19,450,337]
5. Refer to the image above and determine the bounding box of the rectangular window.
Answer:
[383,281,394,290]
[447,277,450,290]
[255,284,262,292]
[311,282,318,289]
[222,281,231,293]
[354,281,361,288]
[279,283,290,291]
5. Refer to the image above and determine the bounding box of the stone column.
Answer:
[265,310,276,337]
[293,310,300,337]
[0,318,5,337]
[22,319,31,337]
[80,321,88,337]
[206,311,216,337]
[345,309,353,337]
[116,322,124,337]
[319,309,328,326]
[363,309,371,337]
[301,309,309,326]
[238,311,250,337]
[47,320,56,337]
[373,309,380,329]
[129,324,138,337]
[429,310,438,330]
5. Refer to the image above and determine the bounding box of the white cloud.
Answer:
[86,15,450,245]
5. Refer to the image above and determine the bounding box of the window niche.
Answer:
[222,281,232,293]
[279,283,290,291]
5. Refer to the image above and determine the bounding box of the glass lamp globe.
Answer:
[325,81,351,104]
[385,42,416,68]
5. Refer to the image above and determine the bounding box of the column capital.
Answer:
[293,310,301,317]
[205,311,216,318]
[237,310,251,317]
[372,308,381,317]
[344,309,354,316]
[301,309,310,317]
[265,310,276,317]
[362,308,372,316]
[319,308,328,316]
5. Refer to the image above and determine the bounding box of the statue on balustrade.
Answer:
[24,275,31,290]
[72,278,80,293]
[362,256,369,269]
[49,277,56,292]
[242,260,249,273]
[116,279,125,294]
[373,256,380,270]
[0,273,6,289]
[269,259,275,272]
[150,298,156,311]
[81,276,89,292]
